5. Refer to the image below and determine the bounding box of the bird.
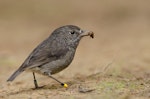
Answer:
[7,25,94,88]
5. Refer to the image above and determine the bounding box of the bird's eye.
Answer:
[70,31,75,34]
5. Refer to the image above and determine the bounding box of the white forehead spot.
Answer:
[79,29,83,33]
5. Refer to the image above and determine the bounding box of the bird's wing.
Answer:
[19,38,69,70]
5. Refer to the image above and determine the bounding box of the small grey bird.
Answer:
[7,25,94,88]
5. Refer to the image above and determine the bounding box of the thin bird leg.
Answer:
[33,72,39,88]
[48,73,68,88]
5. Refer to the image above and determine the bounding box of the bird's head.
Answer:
[51,25,94,48]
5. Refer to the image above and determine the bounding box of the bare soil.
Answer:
[0,0,150,99]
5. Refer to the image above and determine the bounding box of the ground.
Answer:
[0,0,150,99]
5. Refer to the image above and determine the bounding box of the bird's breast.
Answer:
[40,48,76,75]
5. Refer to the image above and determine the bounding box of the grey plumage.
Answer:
[7,25,94,86]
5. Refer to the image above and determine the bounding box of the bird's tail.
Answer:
[7,69,23,81]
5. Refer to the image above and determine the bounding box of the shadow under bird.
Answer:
[7,25,94,88]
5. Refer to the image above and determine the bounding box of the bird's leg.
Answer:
[48,73,68,88]
[33,72,39,88]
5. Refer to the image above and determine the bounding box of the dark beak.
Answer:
[80,30,94,38]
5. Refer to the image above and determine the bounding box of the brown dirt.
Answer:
[0,0,150,99]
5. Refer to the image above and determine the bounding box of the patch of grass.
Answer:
[97,79,126,94]
[94,76,146,98]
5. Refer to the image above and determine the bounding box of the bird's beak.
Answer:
[80,30,94,38]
